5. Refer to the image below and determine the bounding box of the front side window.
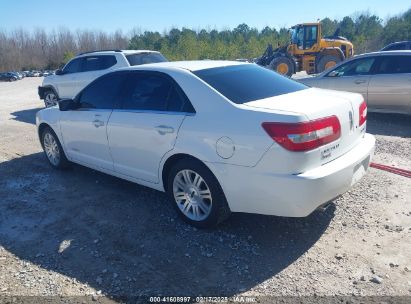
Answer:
[326,58,376,77]
[63,58,82,74]
[77,73,125,109]
[376,56,411,74]
[120,72,191,112]
[193,64,307,104]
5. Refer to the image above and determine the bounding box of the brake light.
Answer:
[359,101,367,126]
[262,116,341,152]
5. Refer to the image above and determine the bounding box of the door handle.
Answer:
[155,125,174,135]
[354,79,366,84]
[92,119,104,128]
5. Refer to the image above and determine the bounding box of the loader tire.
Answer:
[316,55,341,73]
[269,57,295,77]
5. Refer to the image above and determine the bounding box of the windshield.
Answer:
[193,64,307,104]
[126,53,168,66]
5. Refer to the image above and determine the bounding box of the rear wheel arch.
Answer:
[162,153,215,192]
[162,153,231,228]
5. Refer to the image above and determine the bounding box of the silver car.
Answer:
[298,51,411,115]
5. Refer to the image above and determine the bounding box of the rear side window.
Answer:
[77,72,125,109]
[100,56,117,69]
[63,58,82,74]
[82,57,100,72]
[81,56,117,72]
[120,72,192,112]
[193,64,307,104]
[126,53,168,66]
[376,56,411,74]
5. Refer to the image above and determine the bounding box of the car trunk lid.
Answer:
[244,88,366,168]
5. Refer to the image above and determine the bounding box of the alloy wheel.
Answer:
[45,92,57,107]
[43,132,60,166]
[173,169,213,221]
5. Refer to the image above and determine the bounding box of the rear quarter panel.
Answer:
[167,68,305,167]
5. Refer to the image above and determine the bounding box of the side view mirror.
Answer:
[55,69,64,75]
[59,98,80,111]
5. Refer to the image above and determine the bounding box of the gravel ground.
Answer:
[0,78,410,302]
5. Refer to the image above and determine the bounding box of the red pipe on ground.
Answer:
[370,162,411,178]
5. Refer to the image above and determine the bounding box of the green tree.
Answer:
[62,51,75,64]
[126,8,411,63]
[339,16,355,40]
[321,18,338,36]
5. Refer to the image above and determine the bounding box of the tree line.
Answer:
[0,8,410,72]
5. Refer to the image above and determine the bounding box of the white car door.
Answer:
[315,57,377,99]
[56,57,83,98]
[107,71,193,183]
[59,72,125,171]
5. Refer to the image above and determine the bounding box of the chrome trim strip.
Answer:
[70,108,195,116]
[112,109,195,116]
[74,108,113,112]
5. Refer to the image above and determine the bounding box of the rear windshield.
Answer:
[193,64,307,104]
[126,53,168,66]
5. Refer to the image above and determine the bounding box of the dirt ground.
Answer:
[0,78,410,302]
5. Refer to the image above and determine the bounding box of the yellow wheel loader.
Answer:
[256,23,354,76]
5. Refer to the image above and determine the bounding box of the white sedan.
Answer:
[36,61,375,228]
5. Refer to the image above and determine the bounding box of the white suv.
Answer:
[38,50,167,107]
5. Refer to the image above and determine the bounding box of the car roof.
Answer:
[77,49,161,56]
[123,60,247,72]
[383,41,411,46]
[381,41,411,51]
[354,50,411,57]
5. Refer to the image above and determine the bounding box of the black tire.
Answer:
[316,54,342,73]
[167,158,231,228]
[44,89,59,108]
[269,56,295,77]
[41,127,70,170]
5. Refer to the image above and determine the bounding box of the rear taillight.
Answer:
[359,100,367,126]
[262,116,341,152]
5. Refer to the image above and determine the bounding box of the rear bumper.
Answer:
[211,133,376,217]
